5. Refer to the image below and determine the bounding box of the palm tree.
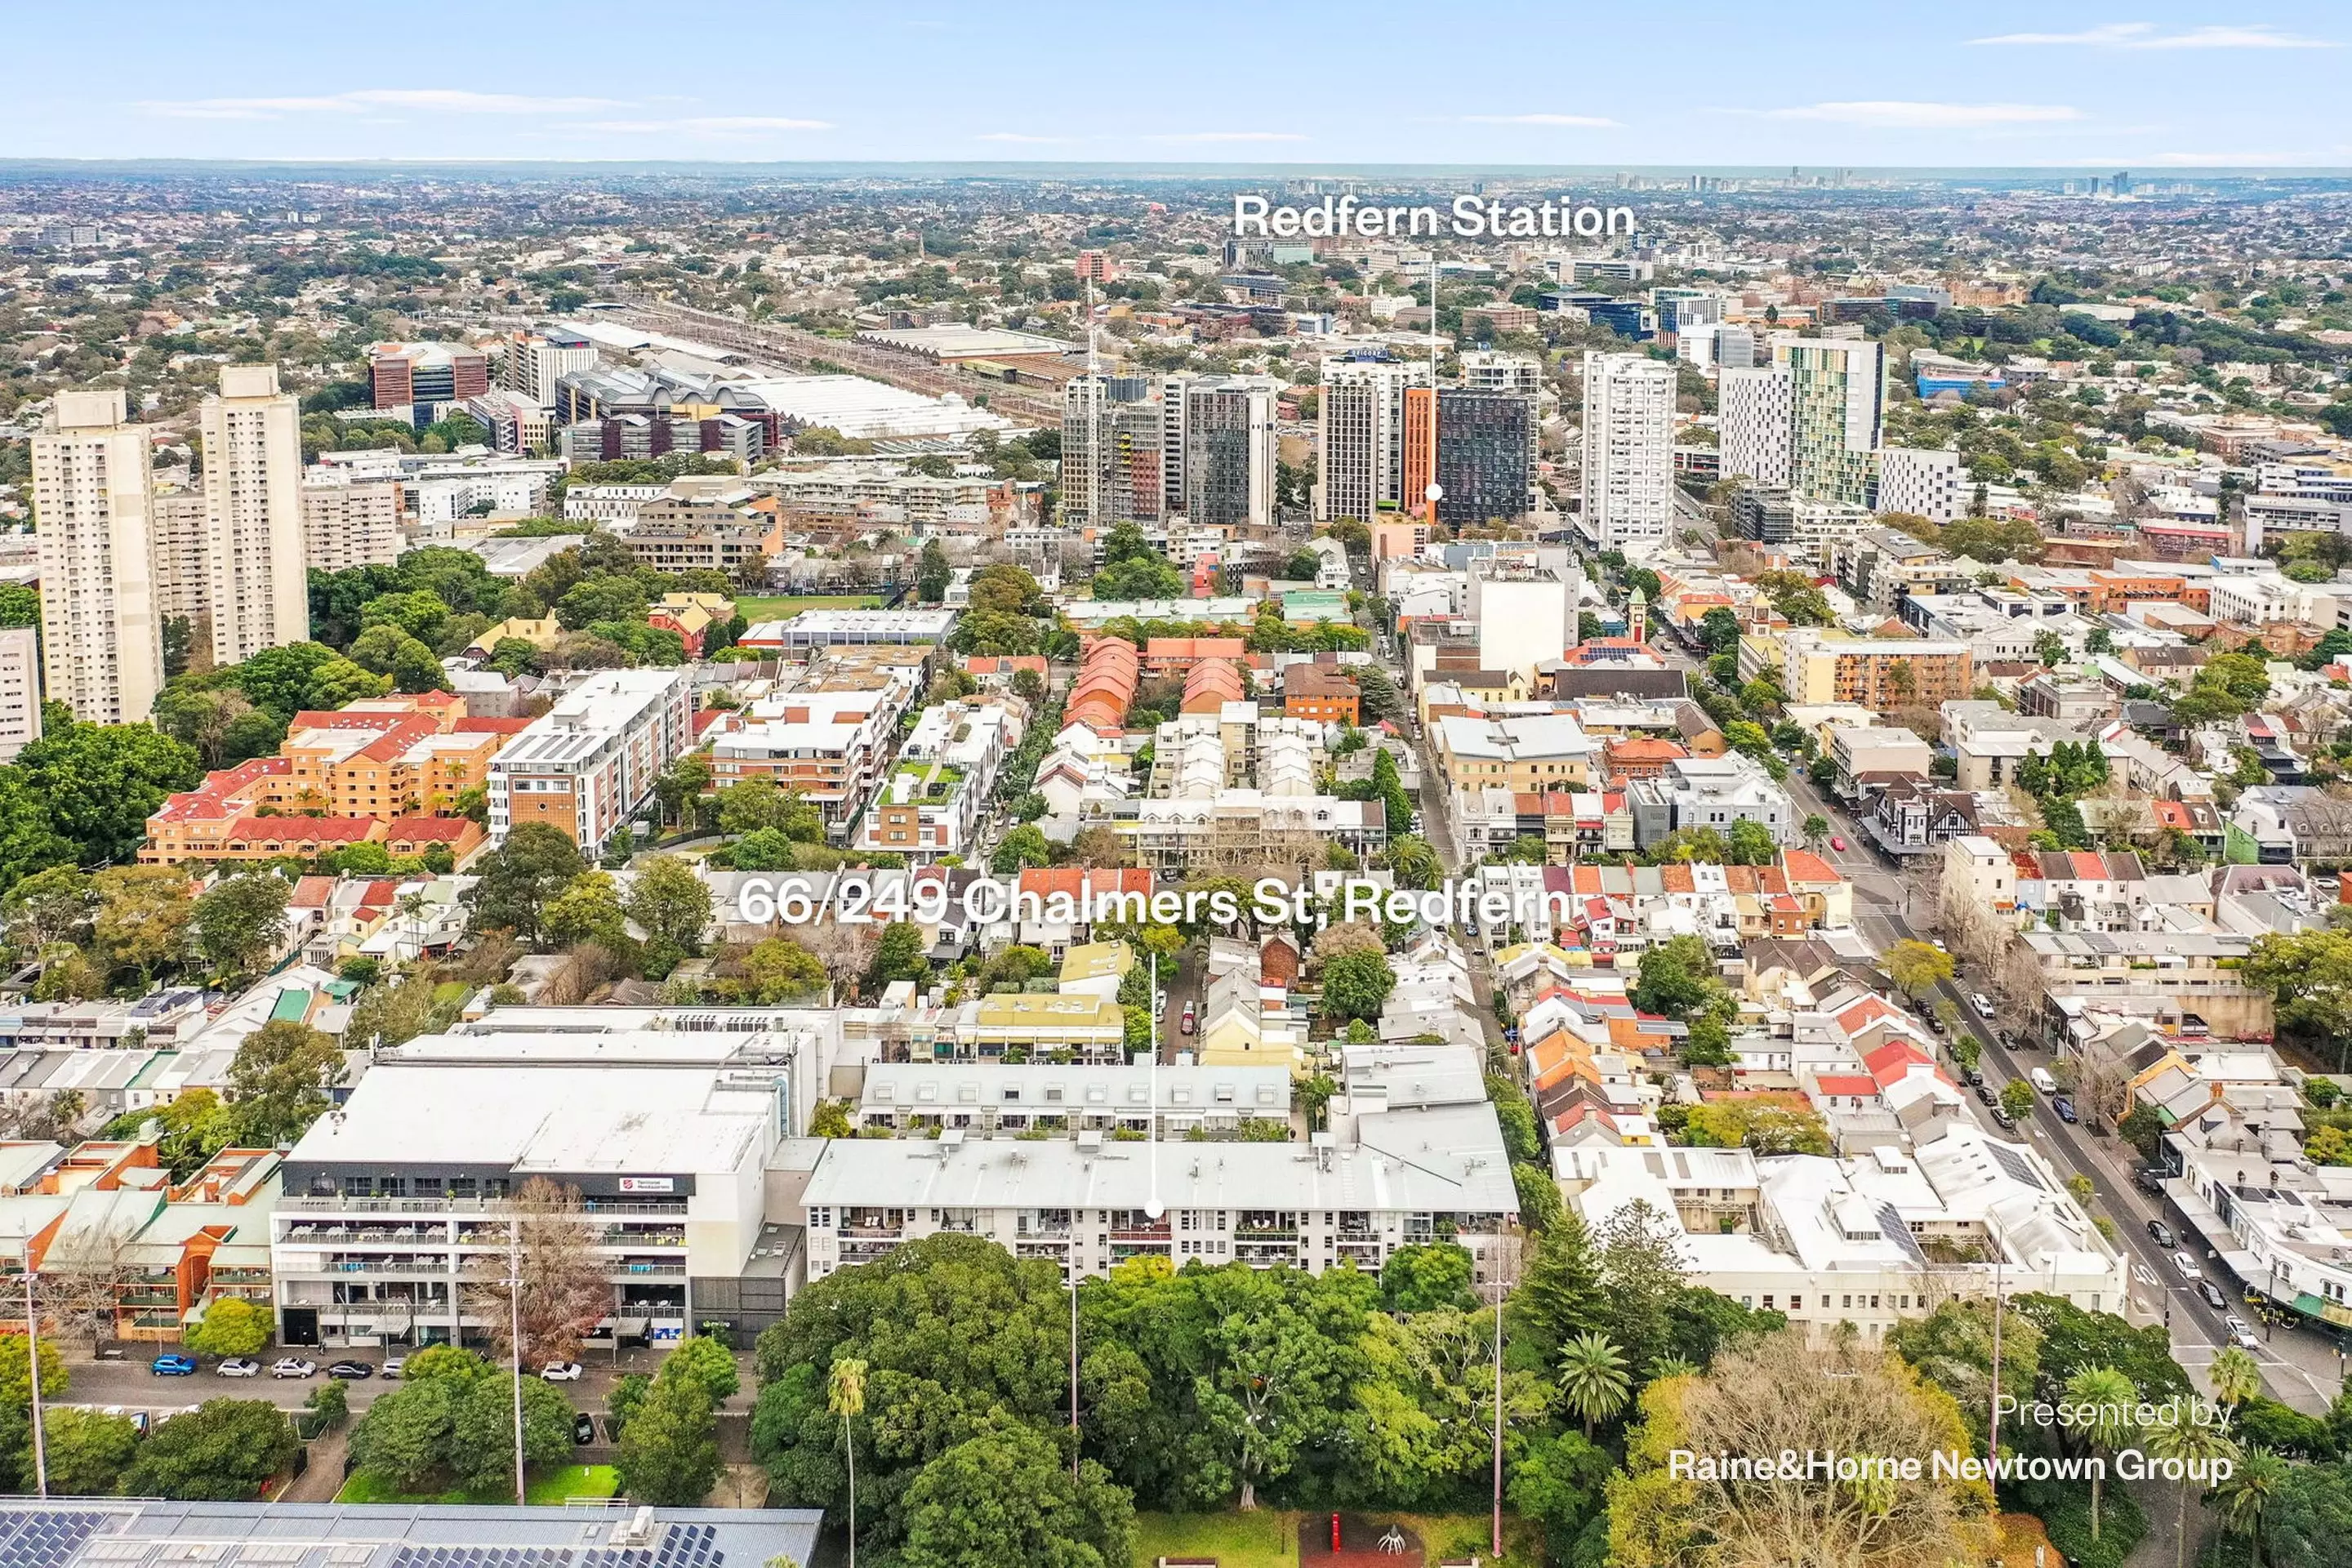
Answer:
[2145,1419,2239,1568]
[2208,1343,2263,1410]
[2064,1365,2139,1541]
[1556,1330,1631,1441]
[2214,1446,2288,1567]
[827,1357,867,1568]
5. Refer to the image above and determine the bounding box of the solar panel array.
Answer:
[1987,1143,2049,1192]
[0,1511,119,1568]
[0,1511,728,1568]
[384,1530,719,1568]
[1875,1201,1930,1267]
[389,1549,572,1568]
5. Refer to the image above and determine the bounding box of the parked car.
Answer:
[2053,1097,2078,1125]
[381,1358,405,1380]
[541,1361,584,1383]
[1962,1067,1984,1087]
[1179,1003,1196,1036]
[2199,1281,2229,1311]
[1829,836,1846,852]
[1975,1083,1998,1107]
[324,1361,375,1380]
[216,1357,261,1379]
[149,1354,197,1377]
[2135,1168,2168,1196]
[2172,1252,2204,1281]
[2225,1315,2261,1350]
[2029,1067,2060,1095]
[2148,1220,2176,1248]
[1990,1107,2016,1129]
[1971,993,1996,1018]
[271,1358,317,1379]
[572,1413,596,1446]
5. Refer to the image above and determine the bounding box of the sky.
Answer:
[5,2,2351,169]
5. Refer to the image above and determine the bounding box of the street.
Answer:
[47,1343,680,1419]
[1789,749,2348,1417]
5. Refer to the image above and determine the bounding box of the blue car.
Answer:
[149,1354,197,1377]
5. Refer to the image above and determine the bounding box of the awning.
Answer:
[614,1316,651,1334]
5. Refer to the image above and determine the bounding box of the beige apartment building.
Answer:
[301,477,403,571]
[1780,630,1973,713]
[200,365,310,666]
[32,390,165,723]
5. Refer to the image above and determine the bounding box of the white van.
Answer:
[2029,1067,2059,1095]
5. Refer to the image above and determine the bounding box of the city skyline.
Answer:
[7,2,2352,167]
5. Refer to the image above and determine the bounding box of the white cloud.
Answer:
[140,89,626,119]
[1971,22,2334,49]
[572,116,832,135]
[1764,100,2086,127]
[1460,113,1619,127]
[1143,131,1307,143]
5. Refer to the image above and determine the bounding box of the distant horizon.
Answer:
[2,158,2350,180]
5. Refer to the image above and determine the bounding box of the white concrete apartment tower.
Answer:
[199,364,310,666]
[31,389,165,724]
[1579,351,1677,550]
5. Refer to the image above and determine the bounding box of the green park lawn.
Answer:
[1130,1510,1539,1568]
[334,1464,618,1507]
[1131,1511,1299,1568]
[733,594,884,622]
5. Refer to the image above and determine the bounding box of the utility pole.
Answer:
[24,1269,46,1498]
[1068,1258,1080,1481]
[509,1219,526,1507]
[1987,1258,2007,1467]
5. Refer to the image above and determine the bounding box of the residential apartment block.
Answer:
[199,366,310,667]
[30,389,165,724]
[487,668,694,848]
[300,476,404,572]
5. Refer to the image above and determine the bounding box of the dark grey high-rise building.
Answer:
[1433,389,1535,525]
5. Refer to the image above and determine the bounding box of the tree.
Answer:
[990,825,1053,876]
[2215,1446,2289,1566]
[899,1419,1135,1568]
[16,722,203,867]
[2,866,89,956]
[122,1398,299,1500]
[42,1405,139,1495]
[617,1371,722,1506]
[193,871,291,979]
[1512,1212,1603,1365]
[542,871,630,951]
[869,920,931,988]
[2143,1416,2243,1568]
[2065,1365,2139,1539]
[626,854,713,955]
[1593,1200,1690,1374]
[744,936,826,1002]
[662,1334,742,1403]
[92,865,196,982]
[2001,1079,2037,1120]
[1320,948,1396,1021]
[1629,934,1718,1019]
[2211,1343,2264,1410]
[466,823,586,947]
[1379,1243,1475,1314]
[466,1177,613,1368]
[1725,817,1778,866]
[225,1020,343,1147]
[1608,1329,1992,1567]
[185,1296,273,1360]
[829,1357,867,1568]
[1885,938,1956,1000]
[729,827,795,872]
[1557,1330,1633,1440]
